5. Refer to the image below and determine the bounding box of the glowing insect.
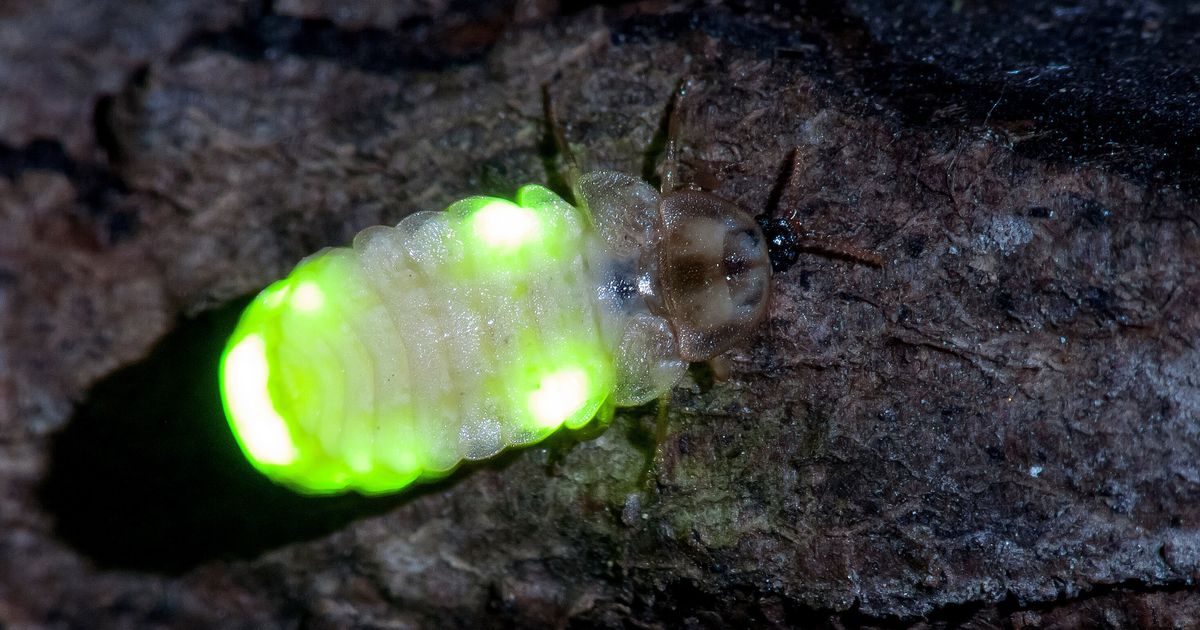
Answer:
[219,84,881,495]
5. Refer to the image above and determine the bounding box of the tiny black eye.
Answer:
[756,216,800,272]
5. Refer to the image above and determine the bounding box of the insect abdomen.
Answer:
[220,186,615,494]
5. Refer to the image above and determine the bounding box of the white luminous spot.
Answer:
[474,201,540,247]
[292,281,325,311]
[1029,465,1043,478]
[528,368,589,429]
[223,334,298,466]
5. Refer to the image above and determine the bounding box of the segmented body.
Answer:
[221,178,690,494]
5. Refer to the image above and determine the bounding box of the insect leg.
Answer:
[654,393,670,455]
[659,78,692,194]
[635,393,672,488]
[541,84,582,204]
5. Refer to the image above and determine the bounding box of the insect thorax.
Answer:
[577,170,770,366]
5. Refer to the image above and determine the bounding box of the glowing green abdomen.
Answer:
[220,185,615,494]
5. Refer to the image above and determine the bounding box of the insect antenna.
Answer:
[787,230,885,268]
[541,83,582,205]
[762,147,801,219]
[756,149,884,272]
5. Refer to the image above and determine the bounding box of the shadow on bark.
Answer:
[36,298,412,573]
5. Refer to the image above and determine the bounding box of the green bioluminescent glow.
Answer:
[220,186,614,495]
[220,333,298,466]
[528,367,590,429]
[290,281,325,311]
[471,199,541,247]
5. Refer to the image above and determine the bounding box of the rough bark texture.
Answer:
[2,1,1199,628]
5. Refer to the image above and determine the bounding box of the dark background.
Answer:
[1,1,1198,627]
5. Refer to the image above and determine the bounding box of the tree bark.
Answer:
[2,1,1198,627]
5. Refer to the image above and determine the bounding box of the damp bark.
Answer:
[2,1,1199,627]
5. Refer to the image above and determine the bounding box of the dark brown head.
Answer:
[653,189,771,361]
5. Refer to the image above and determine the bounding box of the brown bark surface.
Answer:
[2,1,1198,627]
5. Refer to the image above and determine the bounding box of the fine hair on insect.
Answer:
[216,77,882,496]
